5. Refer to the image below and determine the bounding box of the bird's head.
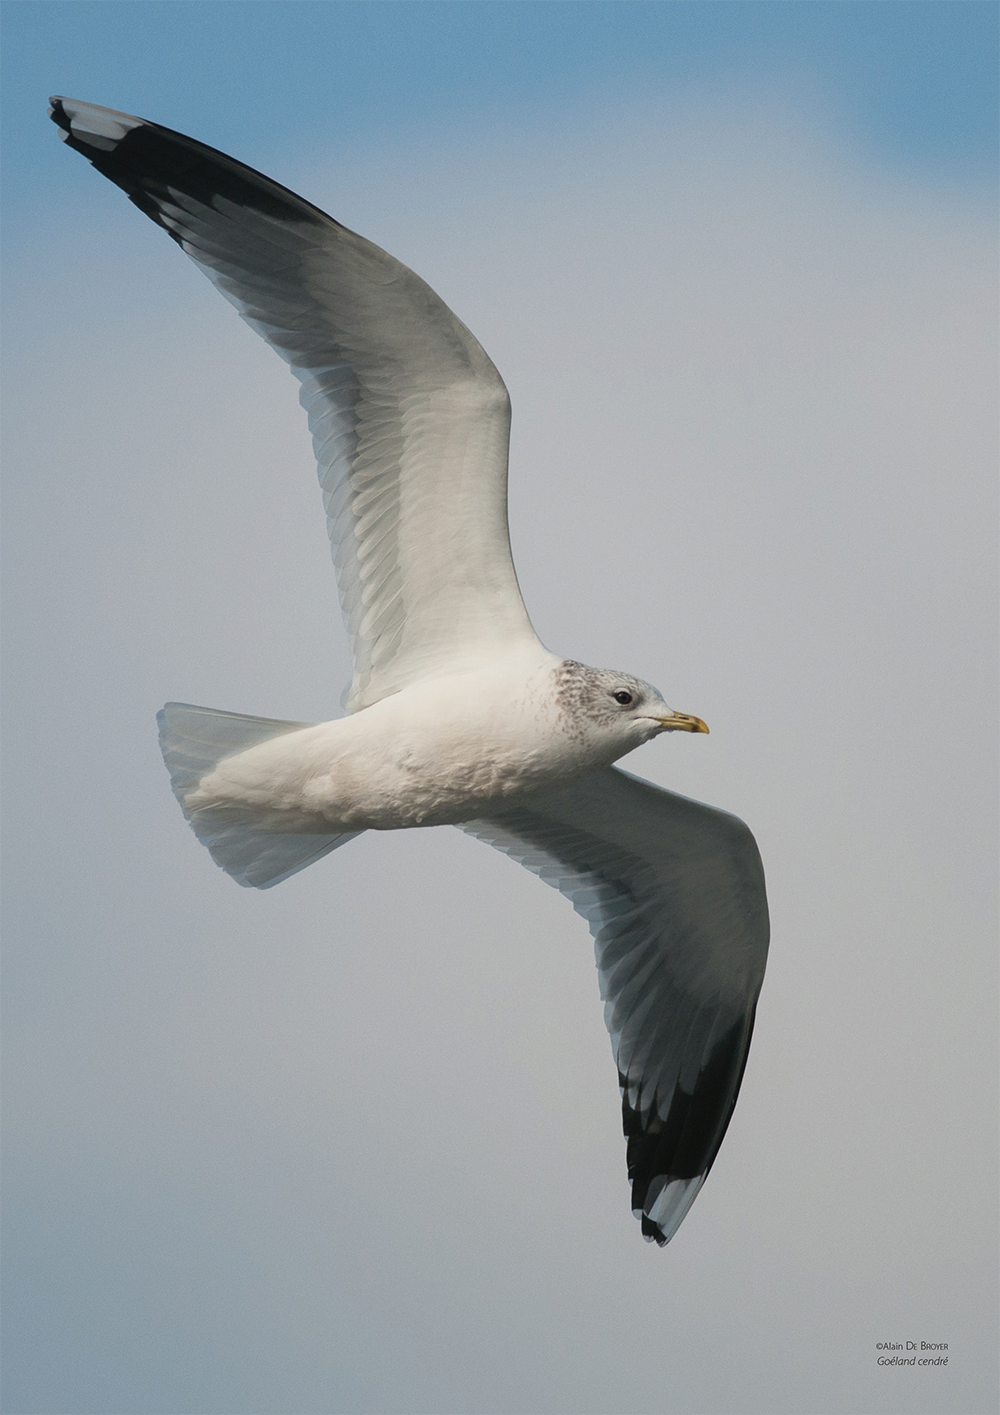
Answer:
[552,660,708,759]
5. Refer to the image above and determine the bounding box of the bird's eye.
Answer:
[612,690,633,706]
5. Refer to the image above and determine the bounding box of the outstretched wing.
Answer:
[459,767,769,1245]
[50,97,540,711]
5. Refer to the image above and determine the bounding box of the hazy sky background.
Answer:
[2,4,997,1414]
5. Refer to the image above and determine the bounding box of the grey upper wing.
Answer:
[459,767,769,1245]
[50,98,539,711]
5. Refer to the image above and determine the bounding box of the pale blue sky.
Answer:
[2,5,997,1415]
[2,0,998,212]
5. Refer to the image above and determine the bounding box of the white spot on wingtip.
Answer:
[53,99,143,150]
[645,1175,702,1233]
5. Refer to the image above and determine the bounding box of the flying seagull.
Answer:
[51,97,769,1246]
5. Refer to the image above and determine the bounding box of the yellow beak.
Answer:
[653,712,710,734]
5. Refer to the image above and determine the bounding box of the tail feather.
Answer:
[157,702,360,888]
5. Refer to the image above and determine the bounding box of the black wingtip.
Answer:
[48,96,71,134]
[621,1008,758,1245]
[48,96,335,242]
[47,96,152,179]
[640,1215,671,1246]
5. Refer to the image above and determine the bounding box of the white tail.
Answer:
[157,702,361,889]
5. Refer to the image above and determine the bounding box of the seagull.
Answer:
[51,97,769,1246]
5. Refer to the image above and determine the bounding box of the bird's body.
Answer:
[52,96,769,1246]
[187,647,562,833]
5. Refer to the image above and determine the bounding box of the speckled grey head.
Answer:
[553,660,709,744]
